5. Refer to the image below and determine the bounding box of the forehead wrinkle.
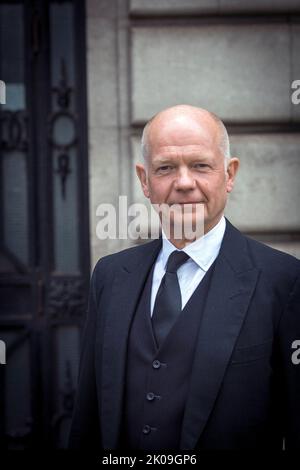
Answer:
[149,120,219,153]
[152,142,216,160]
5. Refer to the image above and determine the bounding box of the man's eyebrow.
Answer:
[153,154,213,162]
[152,157,176,164]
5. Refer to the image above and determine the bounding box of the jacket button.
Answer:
[146,392,155,401]
[152,360,161,369]
[142,425,151,435]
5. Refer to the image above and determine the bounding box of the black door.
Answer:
[0,0,90,449]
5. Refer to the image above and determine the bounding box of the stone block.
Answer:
[291,24,300,122]
[89,127,121,265]
[129,0,300,15]
[131,25,293,124]
[219,0,300,14]
[226,134,300,231]
[87,18,118,128]
[129,0,218,15]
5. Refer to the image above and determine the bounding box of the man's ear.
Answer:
[136,163,150,198]
[226,157,240,193]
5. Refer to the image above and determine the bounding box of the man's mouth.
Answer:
[168,201,205,205]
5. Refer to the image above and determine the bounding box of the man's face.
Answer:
[136,111,239,238]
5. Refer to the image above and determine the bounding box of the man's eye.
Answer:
[194,163,208,169]
[158,165,173,171]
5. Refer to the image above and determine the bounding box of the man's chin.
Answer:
[162,214,205,241]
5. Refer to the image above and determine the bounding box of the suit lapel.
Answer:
[100,239,161,449]
[179,221,260,449]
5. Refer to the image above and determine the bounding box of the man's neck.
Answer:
[163,215,224,249]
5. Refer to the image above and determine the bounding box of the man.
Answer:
[69,105,300,450]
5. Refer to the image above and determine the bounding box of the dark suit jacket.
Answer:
[69,220,300,450]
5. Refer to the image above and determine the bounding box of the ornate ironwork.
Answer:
[48,278,85,320]
[0,110,28,152]
[55,153,71,199]
[49,59,77,199]
[52,59,72,111]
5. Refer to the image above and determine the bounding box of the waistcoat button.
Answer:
[146,392,155,401]
[142,425,151,435]
[152,360,161,369]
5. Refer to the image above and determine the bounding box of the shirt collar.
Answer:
[161,216,226,271]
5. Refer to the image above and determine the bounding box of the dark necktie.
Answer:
[152,250,189,348]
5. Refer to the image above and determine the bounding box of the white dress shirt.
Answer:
[150,216,226,316]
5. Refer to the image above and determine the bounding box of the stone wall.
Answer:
[86,0,300,266]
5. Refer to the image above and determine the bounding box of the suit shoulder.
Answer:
[92,239,160,274]
[245,235,300,277]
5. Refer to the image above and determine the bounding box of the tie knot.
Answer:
[166,250,189,273]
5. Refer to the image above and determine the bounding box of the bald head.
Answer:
[141,105,230,168]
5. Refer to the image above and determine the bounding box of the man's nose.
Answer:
[174,168,196,191]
